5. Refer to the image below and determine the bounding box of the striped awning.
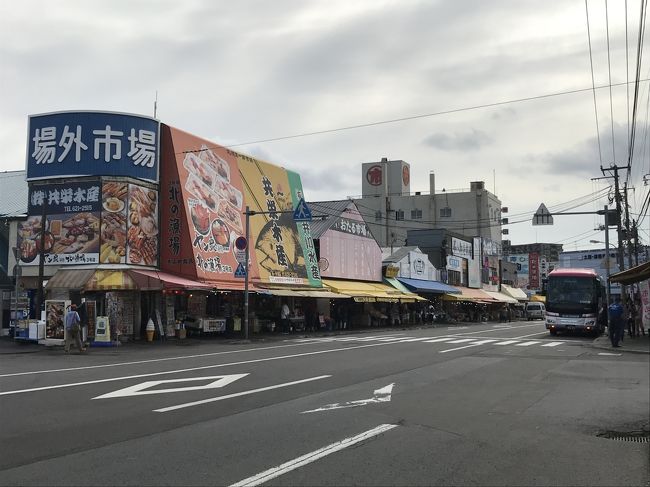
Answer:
[442,286,498,303]
[45,269,96,290]
[85,270,138,291]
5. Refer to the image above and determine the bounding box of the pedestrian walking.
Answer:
[64,304,86,354]
[608,297,625,348]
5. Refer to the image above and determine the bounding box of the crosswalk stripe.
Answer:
[541,341,563,347]
[423,337,455,343]
[470,339,498,345]
[494,340,518,345]
[446,338,475,344]
[515,341,540,346]
[395,337,432,342]
[375,336,417,341]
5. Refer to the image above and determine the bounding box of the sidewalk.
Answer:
[591,332,650,355]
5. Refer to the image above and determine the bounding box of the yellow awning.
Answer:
[45,269,96,290]
[483,291,518,304]
[85,270,138,291]
[530,294,546,303]
[501,284,529,301]
[442,286,498,303]
[322,279,416,302]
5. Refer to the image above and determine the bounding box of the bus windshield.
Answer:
[547,276,600,314]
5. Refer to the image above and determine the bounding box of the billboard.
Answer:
[18,180,159,267]
[319,204,381,281]
[26,111,160,182]
[160,127,321,287]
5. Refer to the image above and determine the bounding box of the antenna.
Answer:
[493,169,496,194]
[153,90,158,118]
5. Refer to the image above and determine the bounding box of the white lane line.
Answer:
[450,323,545,336]
[374,336,417,342]
[154,375,331,413]
[470,339,498,345]
[598,352,622,356]
[439,343,484,353]
[423,338,455,343]
[446,338,475,344]
[541,342,563,347]
[494,340,519,346]
[394,337,432,343]
[0,341,402,396]
[229,423,398,487]
[515,341,540,347]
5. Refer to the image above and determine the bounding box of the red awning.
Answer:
[130,269,213,290]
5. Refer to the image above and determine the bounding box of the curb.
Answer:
[590,337,650,355]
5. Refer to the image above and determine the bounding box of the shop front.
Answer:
[442,286,500,322]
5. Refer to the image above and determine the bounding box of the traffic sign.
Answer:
[234,249,247,263]
[293,198,312,222]
[532,203,553,226]
[234,236,247,251]
[234,262,247,278]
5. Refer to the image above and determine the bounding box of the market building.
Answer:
[9,110,331,344]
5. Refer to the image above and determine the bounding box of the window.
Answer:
[395,210,404,221]
[375,210,382,221]
[411,209,422,219]
[440,207,452,218]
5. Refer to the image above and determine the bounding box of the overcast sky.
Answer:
[1,0,648,251]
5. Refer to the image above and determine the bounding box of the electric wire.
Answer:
[605,0,617,164]
[176,79,649,154]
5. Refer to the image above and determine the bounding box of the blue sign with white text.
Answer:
[26,111,160,182]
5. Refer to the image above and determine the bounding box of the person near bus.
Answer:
[608,297,625,347]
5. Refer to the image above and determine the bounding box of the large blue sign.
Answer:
[26,111,160,182]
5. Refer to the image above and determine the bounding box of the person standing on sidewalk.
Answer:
[280,301,290,334]
[608,297,625,348]
[64,304,86,354]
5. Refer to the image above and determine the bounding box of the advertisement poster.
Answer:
[45,300,67,339]
[27,111,160,182]
[126,183,159,266]
[100,181,128,263]
[318,204,381,281]
[161,126,320,288]
[19,181,101,265]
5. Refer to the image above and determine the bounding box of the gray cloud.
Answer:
[423,129,493,151]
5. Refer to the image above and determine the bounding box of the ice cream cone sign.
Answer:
[146,318,155,342]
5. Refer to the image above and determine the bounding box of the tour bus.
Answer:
[545,268,605,336]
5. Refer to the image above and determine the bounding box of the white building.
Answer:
[352,158,504,248]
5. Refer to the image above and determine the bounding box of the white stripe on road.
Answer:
[394,337,432,343]
[439,343,485,353]
[229,424,398,487]
[446,338,475,344]
[423,338,455,343]
[515,341,540,347]
[0,342,394,396]
[374,336,416,342]
[494,340,518,345]
[154,375,332,413]
[470,339,498,345]
[541,342,563,347]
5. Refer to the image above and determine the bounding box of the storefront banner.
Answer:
[319,204,381,282]
[447,255,464,272]
[468,236,481,288]
[240,155,321,286]
[640,280,650,328]
[19,180,101,265]
[451,237,472,260]
[27,111,160,182]
[408,251,437,280]
[161,126,320,287]
[528,252,540,289]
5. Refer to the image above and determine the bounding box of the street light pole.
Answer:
[243,206,250,341]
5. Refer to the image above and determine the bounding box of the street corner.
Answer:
[590,334,650,355]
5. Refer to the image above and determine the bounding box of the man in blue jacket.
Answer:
[608,297,625,347]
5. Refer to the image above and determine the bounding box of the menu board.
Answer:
[19,181,101,265]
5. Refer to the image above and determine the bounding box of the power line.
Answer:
[178,79,650,154]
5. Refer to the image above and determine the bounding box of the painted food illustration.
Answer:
[211,219,230,247]
[255,214,306,276]
[127,185,158,265]
[52,213,100,254]
[191,203,212,235]
[100,182,128,263]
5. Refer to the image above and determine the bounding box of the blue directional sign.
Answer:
[293,198,312,222]
[234,262,247,278]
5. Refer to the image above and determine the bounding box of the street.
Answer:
[1,321,648,487]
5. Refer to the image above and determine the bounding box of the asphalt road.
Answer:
[1,321,648,486]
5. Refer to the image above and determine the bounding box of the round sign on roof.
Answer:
[366,165,382,186]
[234,236,247,251]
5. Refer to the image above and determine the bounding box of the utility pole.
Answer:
[623,182,634,270]
[600,164,629,275]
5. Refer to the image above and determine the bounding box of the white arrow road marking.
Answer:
[301,383,394,414]
[92,374,249,400]
[154,375,331,413]
[229,423,398,487]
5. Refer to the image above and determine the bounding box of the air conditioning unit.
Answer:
[503,240,511,246]
[501,229,509,235]
[501,218,509,225]
[501,207,508,213]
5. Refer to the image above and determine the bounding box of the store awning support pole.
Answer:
[243,206,250,340]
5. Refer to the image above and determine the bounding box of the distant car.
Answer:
[526,303,545,320]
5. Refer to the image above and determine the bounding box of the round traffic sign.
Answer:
[234,236,247,251]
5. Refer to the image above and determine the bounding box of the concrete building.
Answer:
[351,158,503,248]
